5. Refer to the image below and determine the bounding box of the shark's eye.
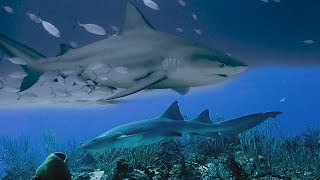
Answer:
[219,63,225,68]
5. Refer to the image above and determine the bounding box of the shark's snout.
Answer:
[234,65,248,74]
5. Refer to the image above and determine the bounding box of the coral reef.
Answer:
[0,123,319,180]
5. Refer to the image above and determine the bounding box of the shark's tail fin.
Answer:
[216,111,282,137]
[0,33,45,91]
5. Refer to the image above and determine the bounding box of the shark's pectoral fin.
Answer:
[106,72,167,100]
[20,67,43,92]
[189,132,220,139]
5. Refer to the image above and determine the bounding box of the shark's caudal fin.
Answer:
[121,1,155,33]
[160,101,184,120]
[189,110,282,138]
[0,33,44,91]
[217,111,282,137]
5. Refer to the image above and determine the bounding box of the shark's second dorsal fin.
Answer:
[122,1,155,33]
[161,101,184,121]
[191,109,212,123]
[58,44,73,56]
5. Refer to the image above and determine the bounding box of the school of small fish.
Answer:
[0,0,316,106]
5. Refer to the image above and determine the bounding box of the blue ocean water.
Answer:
[0,0,319,179]
[1,0,319,141]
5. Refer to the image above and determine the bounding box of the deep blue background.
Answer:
[0,0,319,144]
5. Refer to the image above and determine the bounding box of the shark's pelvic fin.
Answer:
[58,43,74,56]
[0,33,45,92]
[106,72,167,100]
[161,101,184,121]
[172,88,190,95]
[218,111,282,137]
[121,1,155,33]
[191,109,212,123]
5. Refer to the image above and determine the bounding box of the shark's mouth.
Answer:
[208,74,228,77]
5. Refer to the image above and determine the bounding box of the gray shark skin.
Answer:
[81,101,282,153]
[0,1,247,100]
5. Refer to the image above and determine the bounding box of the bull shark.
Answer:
[82,101,282,153]
[0,1,247,100]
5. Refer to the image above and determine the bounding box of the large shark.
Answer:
[0,1,247,100]
[82,101,281,153]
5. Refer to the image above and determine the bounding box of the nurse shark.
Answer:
[0,1,247,100]
[82,101,282,152]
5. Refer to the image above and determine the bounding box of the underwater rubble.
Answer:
[0,124,319,180]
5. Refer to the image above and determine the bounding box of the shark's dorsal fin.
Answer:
[58,44,73,56]
[121,1,155,33]
[161,101,184,121]
[192,109,212,123]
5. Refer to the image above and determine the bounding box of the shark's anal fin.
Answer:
[106,72,167,100]
[121,1,155,33]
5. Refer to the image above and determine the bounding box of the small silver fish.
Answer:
[194,29,202,35]
[2,86,20,93]
[70,41,78,47]
[26,12,41,23]
[1,5,14,14]
[302,40,314,44]
[17,92,38,101]
[76,19,106,36]
[97,73,109,81]
[61,69,76,76]
[56,75,65,85]
[178,0,186,6]
[192,13,197,21]
[5,57,27,65]
[176,28,183,32]
[40,18,61,37]
[143,0,160,10]
[8,71,28,79]
[74,78,87,86]
[111,26,120,32]
[86,80,96,86]
[87,62,103,70]
[113,67,128,74]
